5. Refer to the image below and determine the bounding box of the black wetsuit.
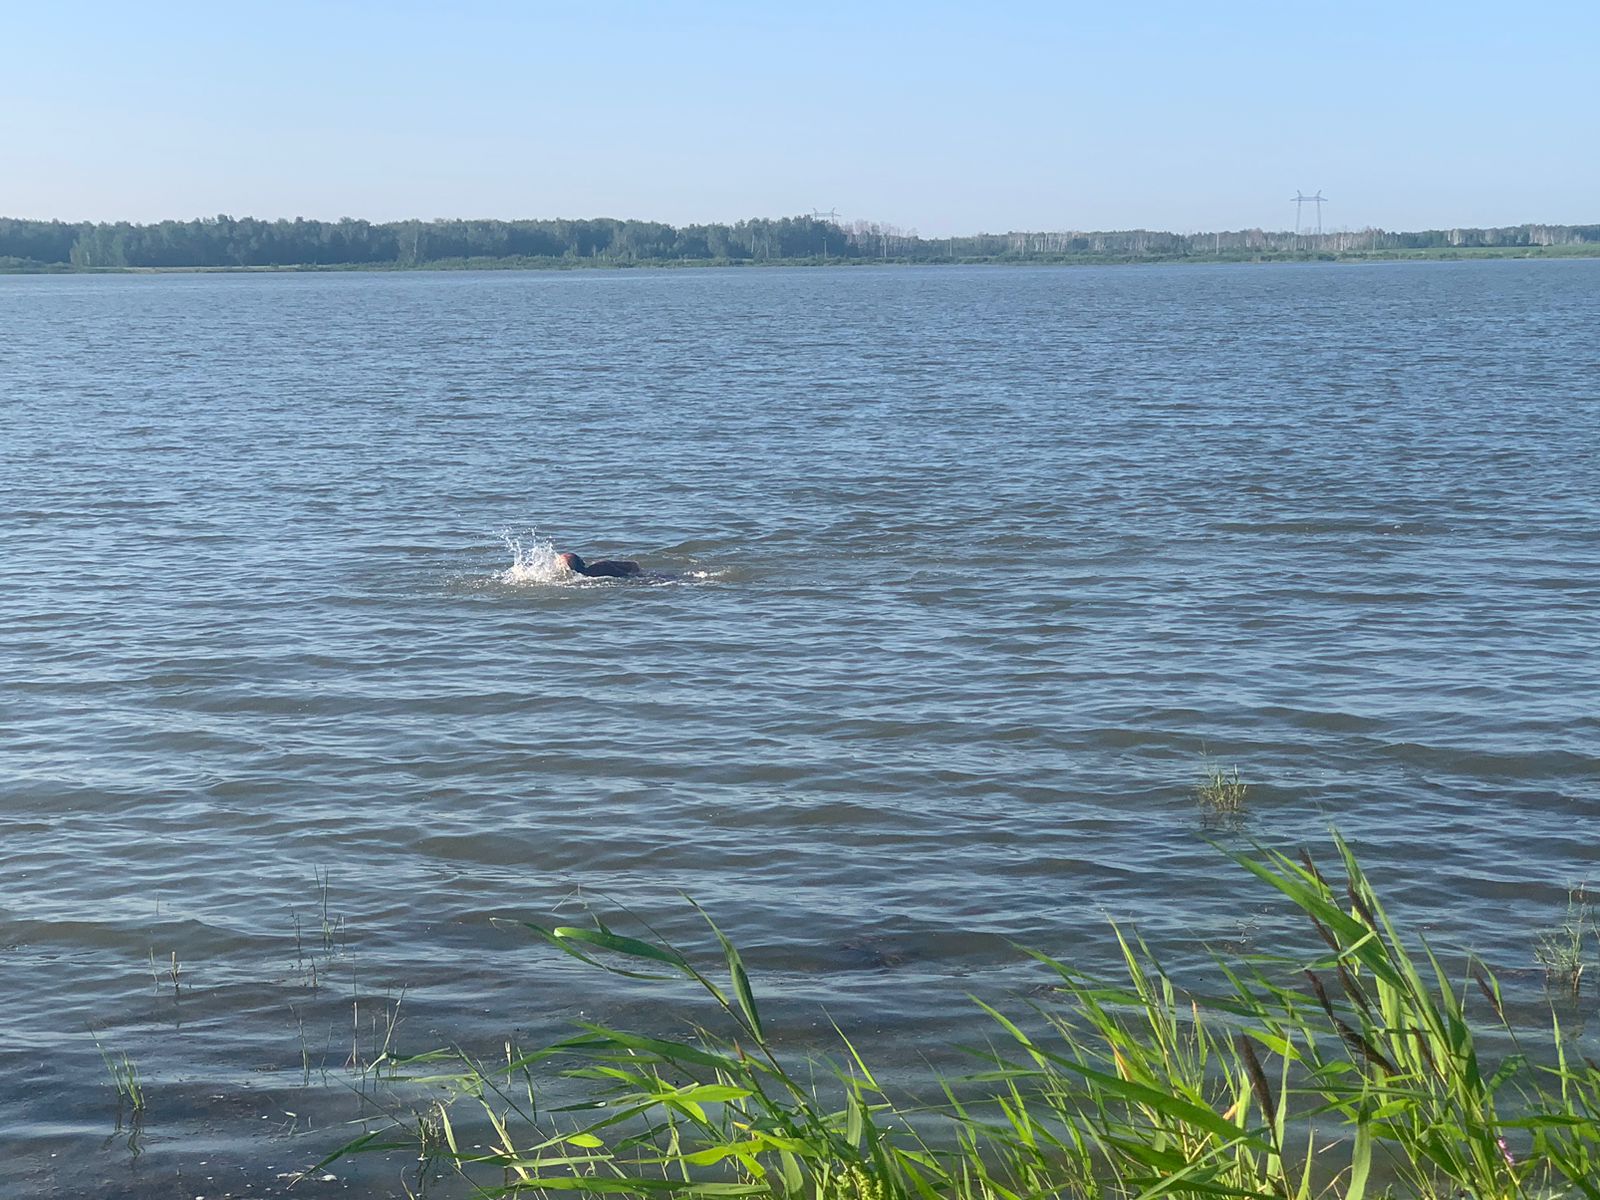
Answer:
[573,558,641,578]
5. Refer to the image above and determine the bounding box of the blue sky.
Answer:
[3,0,1595,234]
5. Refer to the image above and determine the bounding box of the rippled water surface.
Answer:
[2,262,1598,1194]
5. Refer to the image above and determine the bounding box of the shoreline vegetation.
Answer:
[2,213,1597,274]
[321,834,1600,1199]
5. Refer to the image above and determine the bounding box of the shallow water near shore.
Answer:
[1,261,1598,1194]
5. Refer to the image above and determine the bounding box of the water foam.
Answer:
[496,530,566,585]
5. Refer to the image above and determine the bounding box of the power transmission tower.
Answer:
[810,209,840,262]
[1291,191,1327,236]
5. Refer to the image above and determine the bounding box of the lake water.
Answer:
[2,261,1597,1195]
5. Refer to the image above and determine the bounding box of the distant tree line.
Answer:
[1,213,1596,270]
[0,214,856,269]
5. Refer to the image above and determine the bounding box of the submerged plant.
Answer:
[94,1038,146,1112]
[1196,760,1248,824]
[320,837,1600,1199]
[1535,886,1593,997]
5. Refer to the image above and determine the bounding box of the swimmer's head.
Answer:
[557,552,586,573]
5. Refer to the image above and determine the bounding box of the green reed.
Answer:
[95,1038,147,1112]
[1196,761,1248,822]
[1534,888,1592,998]
[320,837,1600,1198]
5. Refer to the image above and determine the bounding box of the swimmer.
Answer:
[557,551,642,578]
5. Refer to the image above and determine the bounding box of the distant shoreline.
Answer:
[4,243,1597,275]
[7,212,1593,273]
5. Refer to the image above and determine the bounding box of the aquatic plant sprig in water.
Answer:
[322,835,1600,1198]
[1534,885,1594,997]
[1197,759,1249,827]
[94,1036,146,1112]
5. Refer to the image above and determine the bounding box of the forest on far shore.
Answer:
[2,212,1596,270]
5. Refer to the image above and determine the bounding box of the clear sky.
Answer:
[3,0,1595,235]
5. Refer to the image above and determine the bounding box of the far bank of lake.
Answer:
[4,241,1599,274]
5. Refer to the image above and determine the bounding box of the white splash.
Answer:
[496,530,566,585]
